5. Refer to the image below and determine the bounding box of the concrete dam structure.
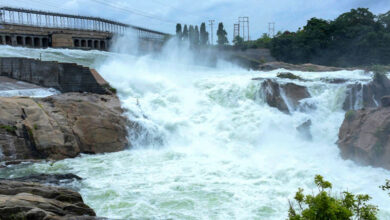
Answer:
[0,7,169,51]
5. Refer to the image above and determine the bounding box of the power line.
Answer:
[89,0,178,24]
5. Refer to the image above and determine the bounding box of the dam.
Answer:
[0,7,169,51]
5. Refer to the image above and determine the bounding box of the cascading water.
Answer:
[0,45,389,219]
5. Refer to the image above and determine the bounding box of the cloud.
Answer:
[2,0,389,42]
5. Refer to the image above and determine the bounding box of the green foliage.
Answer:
[217,22,228,45]
[182,25,189,41]
[345,110,356,122]
[103,84,117,94]
[270,8,390,67]
[176,23,182,40]
[0,124,17,133]
[276,72,303,81]
[200,23,209,46]
[288,175,378,220]
[233,36,244,47]
[381,180,390,196]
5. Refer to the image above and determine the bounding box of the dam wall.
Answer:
[0,57,108,94]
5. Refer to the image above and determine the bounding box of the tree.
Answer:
[288,175,378,220]
[233,35,244,46]
[270,8,390,67]
[216,22,228,45]
[200,22,209,46]
[189,25,194,46]
[182,25,189,41]
[176,23,182,40]
[194,25,200,46]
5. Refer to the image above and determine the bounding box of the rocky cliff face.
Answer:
[0,180,98,219]
[343,73,390,110]
[338,105,390,170]
[0,93,129,161]
[259,79,311,114]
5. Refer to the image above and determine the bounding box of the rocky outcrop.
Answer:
[0,93,129,162]
[260,79,311,114]
[1,173,82,185]
[0,180,98,219]
[337,107,390,170]
[258,61,349,72]
[343,73,390,111]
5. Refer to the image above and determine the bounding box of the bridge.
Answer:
[0,7,170,51]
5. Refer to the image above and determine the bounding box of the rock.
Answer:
[297,120,312,140]
[381,96,390,107]
[343,73,390,111]
[260,79,311,114]
[276,72,304,81]
[319,78,349,84]
[258,61,350,72]
[0,180,97,219]
[1,173,82,185]
[337,107,390,170]
[0,93,130,162]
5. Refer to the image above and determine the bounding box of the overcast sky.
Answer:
[3,0,390,43]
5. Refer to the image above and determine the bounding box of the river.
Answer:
[0,45,389,219]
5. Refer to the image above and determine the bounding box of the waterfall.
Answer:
[0,45,389,219]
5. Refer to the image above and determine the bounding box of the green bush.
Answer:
[288,175,378,220]
[0,124,17,133]
[345,110,356,122]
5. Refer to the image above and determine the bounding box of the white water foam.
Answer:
[0,46,389,219]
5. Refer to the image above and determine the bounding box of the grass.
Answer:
[0,124,17,133]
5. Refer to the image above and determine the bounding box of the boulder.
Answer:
[0,93,130,162]
[260,79,311,114]
[0,173,82,185]
[0,180,98,219]
[276,72,304,81]
[337,107,390,170]
[343,73,390,111]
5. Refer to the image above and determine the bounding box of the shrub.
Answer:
[0,124,17,133]
[345,110,356,121]
[288,175,378,220]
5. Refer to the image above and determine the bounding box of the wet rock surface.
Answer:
[0,180,98,219]
[0,173,82,185]
[338,107,390,170]
[260,79,311,114]
[258,61,349,72]
[343,73,390,111]
[0,93,130,162]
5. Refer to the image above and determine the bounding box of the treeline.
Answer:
[270,8,390,67]
[176,23,208,48]
[175,22,229,47]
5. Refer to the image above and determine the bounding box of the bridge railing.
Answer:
[0,7,169,41]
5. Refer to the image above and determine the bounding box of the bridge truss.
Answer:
[0,7,169,41]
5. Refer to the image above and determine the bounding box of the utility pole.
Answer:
[208,20,215,45]
[233,23,240,39]
[238,17,249,41]
[268,22,275,37]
